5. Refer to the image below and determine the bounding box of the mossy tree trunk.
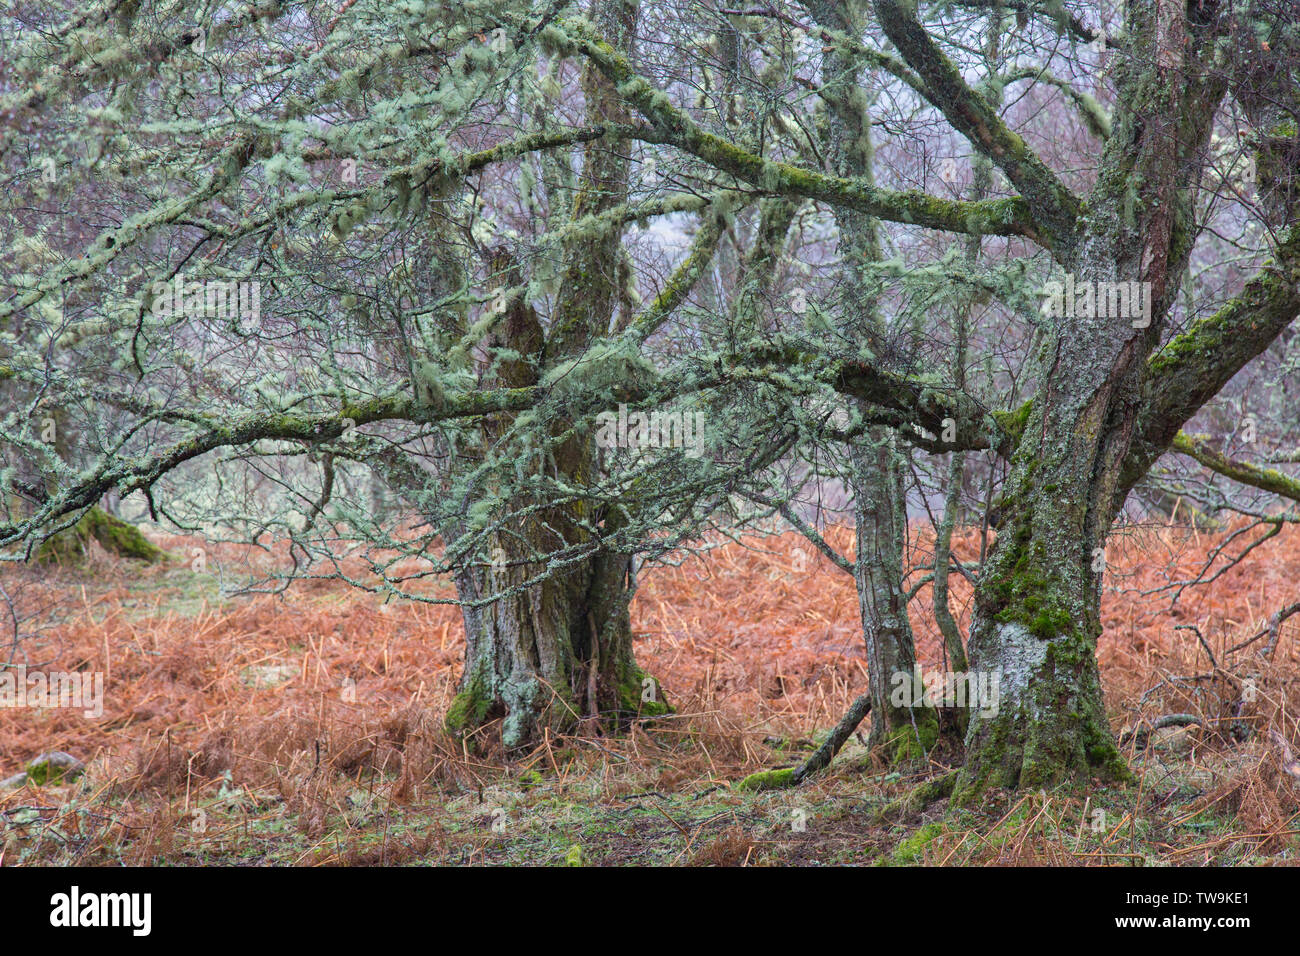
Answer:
[449,520,662,748]
[858,0,1300,801]
[852,436,938,760]
[36,505,168,565]
[25,409,166,565]
[953,0,1227,801]
[449,270,660,745]
[812,1,941,760]
[955,455,1127,798]
[447,0,666,748]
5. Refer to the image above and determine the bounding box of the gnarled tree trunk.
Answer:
[954,0,1227,799]
[448,520,660,747]
[446,0,666,748]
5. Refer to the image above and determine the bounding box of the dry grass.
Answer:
[2,521,1299,866]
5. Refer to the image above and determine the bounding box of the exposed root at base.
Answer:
[873,770,958,822]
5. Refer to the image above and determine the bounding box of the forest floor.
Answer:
[3,520,1300,866]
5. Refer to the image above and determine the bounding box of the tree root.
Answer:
[873,770,958,822]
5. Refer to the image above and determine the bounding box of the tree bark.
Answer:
[446,0,666,748]
[448,518,662,747]
[807,0,943,761]
[953,0,1229,800]
[852,436,939,758]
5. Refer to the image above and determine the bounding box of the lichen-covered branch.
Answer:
[1120,220,1300,504]
[871,0,1081,252]
[1170,432,1300,504]
[549,18,1043,243]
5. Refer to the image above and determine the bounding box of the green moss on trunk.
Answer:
[880,710,941,764]
[444,662,497,737]
[616,664,672,719]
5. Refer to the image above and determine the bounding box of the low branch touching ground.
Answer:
[1119,714,1202,749]
[735,692,871,790]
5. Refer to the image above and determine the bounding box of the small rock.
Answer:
[1151,725,1196,754]
[1181,766,1218,791]
[240,663,298,688]
[0,772,28,789]
[25,751,85,785]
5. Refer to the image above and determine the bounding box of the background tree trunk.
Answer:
[813,0,941,760]
[852,436,938,759]
[37,506,168,565]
